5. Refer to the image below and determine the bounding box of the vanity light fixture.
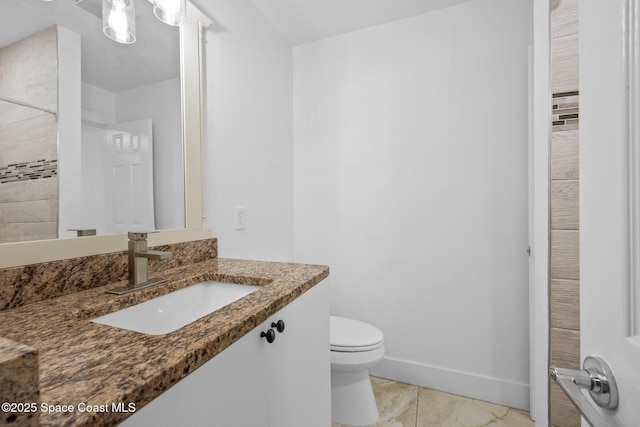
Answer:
[150,0,186,26]
[103,0,136,44]
[43,0,185,44]
[100,0,185,44]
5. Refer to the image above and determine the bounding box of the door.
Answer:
[119,320,268,427]
[266,280,331,427]
[578,0,640,425]
[103,119,155,234]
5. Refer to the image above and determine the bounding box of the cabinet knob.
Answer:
[271,320,285,333]
[261,329,276,343]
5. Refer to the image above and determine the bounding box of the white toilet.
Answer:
[330,316,385,426]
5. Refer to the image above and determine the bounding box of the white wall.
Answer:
[293,0,532,410]
[79,79,185,231]
[193,0,294,261]
[117,78,184,230]
[82,82,116,126]
[57,25,82,239]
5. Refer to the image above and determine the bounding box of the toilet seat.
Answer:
[330,316,384,352]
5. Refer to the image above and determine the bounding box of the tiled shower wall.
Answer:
[549,0,580,426]
[0,26,58,243]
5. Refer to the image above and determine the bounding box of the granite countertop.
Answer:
[0,258,329,427]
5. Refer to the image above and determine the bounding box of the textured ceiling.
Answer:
[0,0,179,93]
[1,0,475,92]
[251,0,474,45]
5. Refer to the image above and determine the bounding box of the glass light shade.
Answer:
[103,0,136,44]
[153,0,186,26]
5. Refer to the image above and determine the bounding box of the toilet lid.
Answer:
[330,316,384,352]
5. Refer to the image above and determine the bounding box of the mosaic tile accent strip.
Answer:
[0,159,57,184]
[553,91,579,132]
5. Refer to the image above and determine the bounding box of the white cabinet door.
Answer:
[577,0,640,425]
[265,281,331,427]
[120,320,268,427]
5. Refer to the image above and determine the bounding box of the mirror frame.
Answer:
[0,2,212,269]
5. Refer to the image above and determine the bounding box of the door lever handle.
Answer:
[550,356,620,427]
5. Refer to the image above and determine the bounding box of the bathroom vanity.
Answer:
[120,280,329,426]
[0,238,331,426]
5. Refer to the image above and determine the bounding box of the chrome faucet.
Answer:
[106,231,173,295]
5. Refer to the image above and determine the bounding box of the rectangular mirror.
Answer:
[0,0,185,243]
[0,0,211,268]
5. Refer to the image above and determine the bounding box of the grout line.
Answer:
[414,386,419,427]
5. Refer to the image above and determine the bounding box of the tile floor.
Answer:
[332,377,535,427]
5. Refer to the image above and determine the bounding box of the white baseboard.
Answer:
[370,356,530,411]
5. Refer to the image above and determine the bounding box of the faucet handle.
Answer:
[128,231,158,241]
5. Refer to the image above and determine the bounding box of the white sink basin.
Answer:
[92,281,262,335]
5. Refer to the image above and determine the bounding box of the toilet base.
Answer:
[331,369,378,426]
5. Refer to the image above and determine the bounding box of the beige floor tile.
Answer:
[332,376,418,427]
[501,408,535,427]
[371,377,419,427]
[333,377,534,427]
[416,388,534,427]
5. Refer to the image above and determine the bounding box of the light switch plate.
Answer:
[234,207,246,230]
